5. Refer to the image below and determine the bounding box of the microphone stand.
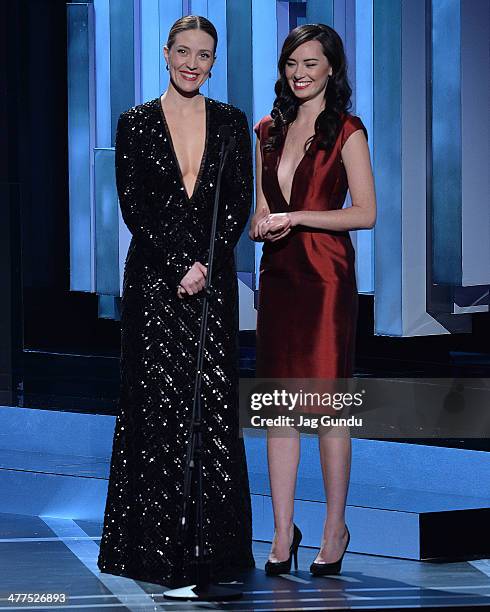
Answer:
[164,128,242,602]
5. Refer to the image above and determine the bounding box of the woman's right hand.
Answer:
[257,212,292,242]
[177,262,207,299]
[249,206,269,241]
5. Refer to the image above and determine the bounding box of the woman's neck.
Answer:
[162,83,203,112]
[295,93,326,124]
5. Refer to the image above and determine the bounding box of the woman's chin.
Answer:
[170,77,202,96]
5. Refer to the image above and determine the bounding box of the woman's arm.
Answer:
[116,110,198,287]
[249,137,271,241]
[258,127,376,238]
[289,129,376,231]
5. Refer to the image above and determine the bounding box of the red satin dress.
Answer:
[254,113,367,381]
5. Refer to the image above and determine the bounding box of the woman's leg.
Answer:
[267,426,300,562]
[314,424,351,563]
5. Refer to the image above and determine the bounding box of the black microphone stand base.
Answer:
[164,560,242,601]
[164,560,243,601]
[163,584,242,601]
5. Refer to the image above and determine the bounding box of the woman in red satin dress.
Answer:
[251,24,376,576]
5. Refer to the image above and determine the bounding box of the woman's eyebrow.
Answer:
[177,44,212,53]
[288,57,319,62]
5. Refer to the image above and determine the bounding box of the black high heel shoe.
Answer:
[310,525,350,576]
[265,524,302,576]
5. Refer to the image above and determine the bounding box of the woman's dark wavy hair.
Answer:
[167,15,218,56]
[266,23,352,153]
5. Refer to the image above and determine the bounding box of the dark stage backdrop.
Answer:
[1,0,488,451]
[2,0,120,411]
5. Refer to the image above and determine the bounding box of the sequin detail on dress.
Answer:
[97,97,255,587]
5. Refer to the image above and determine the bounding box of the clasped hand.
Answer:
[249,210,292,242]
[177,261,207,299]
[178,210,292,298]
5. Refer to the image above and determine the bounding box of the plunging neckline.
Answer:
[276,124,316,207]
[158,95,209,202]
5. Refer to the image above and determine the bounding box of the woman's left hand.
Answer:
[257,213,293,242]
[177,261,207,299]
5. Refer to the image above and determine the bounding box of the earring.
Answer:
[209,71,212,78]
[166,64,169,71]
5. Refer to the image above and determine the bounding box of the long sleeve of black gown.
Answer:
[115,110,198,288]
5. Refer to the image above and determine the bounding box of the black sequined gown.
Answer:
[97,96,255,587]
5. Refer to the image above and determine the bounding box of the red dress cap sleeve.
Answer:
[341,115,368,148]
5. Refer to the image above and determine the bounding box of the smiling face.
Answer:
[284,39,333,102]
[164,29,215,93]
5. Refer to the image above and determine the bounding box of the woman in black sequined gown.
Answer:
[97,16,255,587]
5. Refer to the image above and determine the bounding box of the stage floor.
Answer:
[0,512,489,611]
